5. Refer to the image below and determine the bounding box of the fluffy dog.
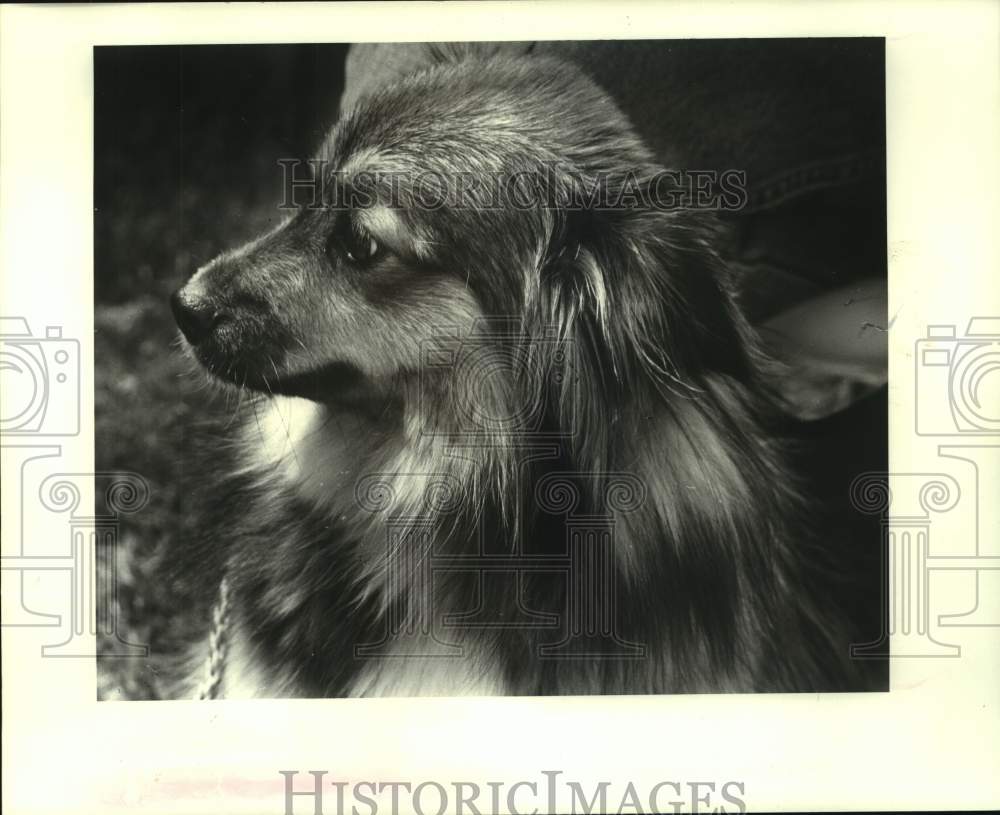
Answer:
[171,52,876,697]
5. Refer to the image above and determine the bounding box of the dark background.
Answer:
[95,45,349,699]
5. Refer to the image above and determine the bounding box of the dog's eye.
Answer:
[332,218,380,265]
[346,230,379,264]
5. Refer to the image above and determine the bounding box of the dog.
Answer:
[170,50,878,698]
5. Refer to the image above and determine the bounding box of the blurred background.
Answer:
[95,45,348,699]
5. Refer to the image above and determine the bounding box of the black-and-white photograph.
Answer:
[94,39,889,701]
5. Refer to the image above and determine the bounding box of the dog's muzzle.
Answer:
[171,289,229,346]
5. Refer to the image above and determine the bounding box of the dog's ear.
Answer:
[534,206,758,401]
[525,203,830,680]
[522,203,766,480]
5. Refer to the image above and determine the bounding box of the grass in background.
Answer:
[94,45,347,699]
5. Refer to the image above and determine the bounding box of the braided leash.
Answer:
[196,575,230,700]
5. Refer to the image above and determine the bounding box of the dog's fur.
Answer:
[171,52,873,697]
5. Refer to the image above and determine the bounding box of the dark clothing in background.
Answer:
[341,40,887,323]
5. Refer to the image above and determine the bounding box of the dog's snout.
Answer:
[171,290,223,345]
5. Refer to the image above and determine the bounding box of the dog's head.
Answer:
[172,55,752,439]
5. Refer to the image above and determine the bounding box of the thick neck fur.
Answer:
[213,219,851,697]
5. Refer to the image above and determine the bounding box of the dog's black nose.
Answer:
[171,290,218,345]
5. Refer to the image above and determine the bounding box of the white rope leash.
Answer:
[196,575,230,700]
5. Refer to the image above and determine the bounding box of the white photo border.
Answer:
[2,2,999,813]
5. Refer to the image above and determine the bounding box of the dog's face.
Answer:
[173,56,742,423]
